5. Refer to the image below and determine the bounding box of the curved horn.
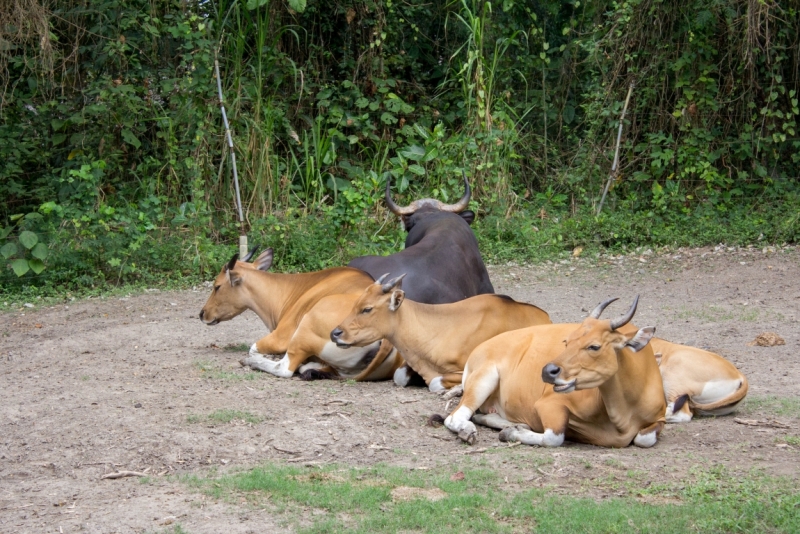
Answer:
[385,177,414,215]
[589,297,619,319]
[439,171,471,213]
[374,273,391,286]
[242,245,259,263]
[381,273,406,293]
[226,253,239,272]
[609,295,640,330]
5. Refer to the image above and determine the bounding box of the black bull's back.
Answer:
[348,209,494,304]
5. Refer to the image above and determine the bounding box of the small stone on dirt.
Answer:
[747,332,785,347]
[450,471,465,481]
[134,403,142,408]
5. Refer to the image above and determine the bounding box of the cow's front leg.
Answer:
[473,413,530,431]
[428,372,464,393]
[443,405,478,445]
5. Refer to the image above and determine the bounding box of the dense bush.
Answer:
[1,0,798,294]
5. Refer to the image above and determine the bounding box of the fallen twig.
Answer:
[323,399,352,406]
[100,470,148,480]
[273,445,302,455]
[428,433,455,442]
[734,418,791,429]
[462,447,488,455]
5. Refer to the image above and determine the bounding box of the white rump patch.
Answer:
[694,379,742,405]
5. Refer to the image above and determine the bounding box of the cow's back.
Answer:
[348,212,493,304]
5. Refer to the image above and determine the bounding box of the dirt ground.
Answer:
[2,244,799,533]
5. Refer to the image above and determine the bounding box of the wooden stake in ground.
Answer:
[214,56,248,258]
[597,81,635,216]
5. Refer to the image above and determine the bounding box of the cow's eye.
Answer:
[361,307,373,314]
[214,285,221,292]
[588,344,601,351]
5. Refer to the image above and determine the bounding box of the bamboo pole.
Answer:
[596,81,635,216]
[214,56,248,258]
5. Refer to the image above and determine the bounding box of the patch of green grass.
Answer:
[194,359,258,381]
[741,395,800,418]
[183,461,800,533]
[187,409,262,425]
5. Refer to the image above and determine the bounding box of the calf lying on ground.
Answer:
[199,249,402,380]
[330,275,551,391]
[650,338,748,423]
[441,297,667,448]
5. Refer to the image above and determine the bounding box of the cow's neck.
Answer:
[241,271,304,330]
[387,302,448,360]
[597,351,639,429]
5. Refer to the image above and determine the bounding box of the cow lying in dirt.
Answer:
[651,339,748,422]
[440,297,667,448]
[330,274,551,391]
[199,248,403,381]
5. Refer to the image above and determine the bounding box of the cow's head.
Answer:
[541,296,656,393]
[386,172,474,232]
[330,273,406,348]
[198,247,273,325]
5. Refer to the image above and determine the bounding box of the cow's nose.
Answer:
[330,328,343,343]
[199,310,205,320]
[542,363,561,382]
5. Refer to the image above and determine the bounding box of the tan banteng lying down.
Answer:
[199,249,403,381]
[330,275,551,391]
[442,297,666,448]
[650,338,748,423]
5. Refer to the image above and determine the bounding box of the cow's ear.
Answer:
[227,268,243,286]
[389,289,405,311]
[459,210,475,225]
[624,326,656,353]
[401,214,416,232]
[254,248,273,271]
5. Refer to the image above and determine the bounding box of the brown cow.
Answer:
[199,249,403,381]
[442,297,666,448]
[650,338,748,423]
[330,275,551,391]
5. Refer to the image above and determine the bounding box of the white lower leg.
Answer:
[633,429,658,447]
[393,365,413,387]
[244,345,294,378]
[444,406,477,443]
[500,427,564,447]
[665,401,693,423]
[472,413,528,430]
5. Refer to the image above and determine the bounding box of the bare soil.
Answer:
[2,244,799,533]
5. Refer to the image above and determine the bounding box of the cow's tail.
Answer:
[690,375,749,416]
[427,414,445,427]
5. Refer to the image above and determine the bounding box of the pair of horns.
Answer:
[385,171,471,215]
[225,245,259,271]
[374,273,406,293]
[589,295,640,330]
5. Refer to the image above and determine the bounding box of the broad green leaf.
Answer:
[31,242,49,260]
[423,147,439,163]
[121,129,142,149]
[52,133,67,145]
[562,105,575,124]
[28,259,45,274]
[399,145,426,161]
[19,230,38,249]
[1,242,17,259]
[408,164,426,176]
[288,0,306,12]
[11,259,30,276]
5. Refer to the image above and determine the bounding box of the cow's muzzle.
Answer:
[330,327,351,348]
[199,310,220,326]
[542,363,576,393]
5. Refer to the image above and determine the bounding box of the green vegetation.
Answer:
[187,409,262,425]
[185,461,800,533]
[2,0,799,297]
[741,395,800,418]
